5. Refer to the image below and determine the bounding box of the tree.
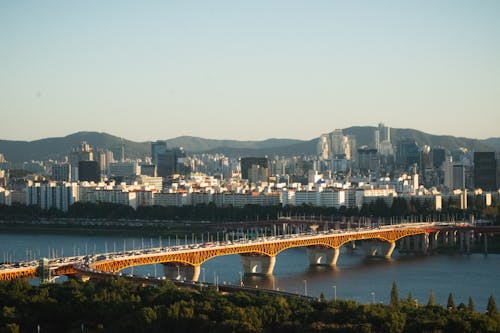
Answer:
[447,293,456,310]
[467,296,475,313]
[390,281,399,307]
[487,295,499,317]
[427,290,436,307]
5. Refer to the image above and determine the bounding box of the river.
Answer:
[1,228,498,310]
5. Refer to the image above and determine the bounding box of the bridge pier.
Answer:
[162,263,199,281]
[430,233,438,251]
[361,240,395,258]
[241,254,276,276]
[465,230,471,254]
[385,242,396,258]
[421,234,429,255]
[306,246,340,266]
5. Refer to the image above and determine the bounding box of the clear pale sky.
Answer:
[1,1,499,142]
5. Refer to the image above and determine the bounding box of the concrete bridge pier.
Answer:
[241,254,276,276]
[306,246,340,266]
[448,231,456,247]
[421,234,429,255]
[162,263,198,281]
[384,242,396,258]
[465,230,471,254]
[429,233,438,251]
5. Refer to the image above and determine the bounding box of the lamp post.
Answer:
[303,280,308,296]
[201,267,205,283]
[239,271,243,287]
[371,292,375,304]
[333,285,337,302]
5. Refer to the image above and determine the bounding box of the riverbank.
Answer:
[0,218,215,236]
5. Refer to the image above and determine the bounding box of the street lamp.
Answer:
[303,280,308,296]
[239,271,243,287]
[333,285,337,302]
[201,267,205,283]
[371,292,375,304]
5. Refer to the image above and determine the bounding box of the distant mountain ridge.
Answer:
[0,128,498,163]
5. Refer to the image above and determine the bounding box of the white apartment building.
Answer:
[355,187,397,208]
[26,182,78,212]
[94,189,137,209]
[135,175,163,191]
[154,192,190,207]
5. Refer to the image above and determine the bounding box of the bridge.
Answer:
[0,221,496,282]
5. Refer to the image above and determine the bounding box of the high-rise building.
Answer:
[396,139,419,170]
[374,130,380,150]
[432,148,447,169]
[151,141,167,166]
[109,162,139,178]
[317,134,330,160]
[357,148,379,174]
[69,141,93,165]
[140,164,157,177]
[78,161,101,182]
[52,163,71,182]
[378,123,391,143]
[420,145,433,169]
[240,157,269,180]
[156,147,186,177]
[69,141,94,182]
[453,163,466,190]
[474,152,497,191]
[331,129,351,160]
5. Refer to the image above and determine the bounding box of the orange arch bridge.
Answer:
[89,226,433,280]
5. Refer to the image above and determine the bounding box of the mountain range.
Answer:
[0,127,498,163]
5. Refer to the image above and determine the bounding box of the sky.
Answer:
[1,1,499,142]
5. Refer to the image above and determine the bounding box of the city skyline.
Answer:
[1,1,499,142]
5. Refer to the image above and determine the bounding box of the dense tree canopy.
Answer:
[0,200,498,224]
[0,279,499,333]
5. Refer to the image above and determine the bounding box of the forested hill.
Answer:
[0,128,498,162]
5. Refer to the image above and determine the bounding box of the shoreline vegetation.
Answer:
[0,199,498,225]
[1,278,500,333]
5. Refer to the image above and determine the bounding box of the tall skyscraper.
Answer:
[378,123,391,144]
[240,157,269,180]
[151,141,168,166]
[52,163,71,182]
[432,148,447,169]
[474,152,497,191]
[78,161,101,182]
[331,129,351,160]
[357,147,379,174]
[317,134,330,160]
[396,139,419,170]
[156,147,186,177]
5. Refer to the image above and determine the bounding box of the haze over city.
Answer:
[1,1,499,142]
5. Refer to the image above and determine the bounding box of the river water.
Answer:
[1,229,498,310]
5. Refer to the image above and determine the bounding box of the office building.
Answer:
[474,152,497,191]
[357,148,379,173]
[151,141,167,166]
[78,161,101,182]
[52,163,71,182]
[396,139,419,170]
[240,157,269,180]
